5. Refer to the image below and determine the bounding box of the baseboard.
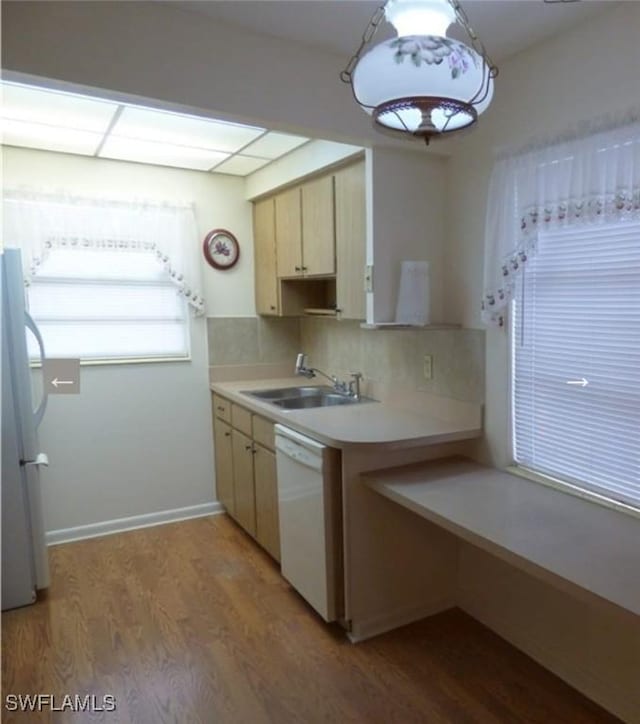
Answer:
[347,598,455,643]
[46,502,224,546]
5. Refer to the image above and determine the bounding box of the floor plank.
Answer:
[2,515,619,723]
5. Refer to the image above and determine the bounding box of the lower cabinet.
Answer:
[254,444,280,561]
[212,394,280,562]
[213,419,234,517]
[231,429,257,537]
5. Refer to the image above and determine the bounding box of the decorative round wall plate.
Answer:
[203,229,240,270]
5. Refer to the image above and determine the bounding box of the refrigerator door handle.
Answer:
[25,312,48,427]
[22,453,49,468]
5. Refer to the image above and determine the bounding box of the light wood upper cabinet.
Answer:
[213,417,235,517]
[254,159,365,317]
[253,198,279,315]
[301,175,335,277]
[334,161,366,320]
[275,187,303,278]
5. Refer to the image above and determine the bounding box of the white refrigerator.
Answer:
[1,249,50,610]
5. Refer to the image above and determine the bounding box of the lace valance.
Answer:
[482,121,640,327]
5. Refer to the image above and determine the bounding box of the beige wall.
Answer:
[245,140,363,200]
[368,147,448,324]
[3,146,251,532]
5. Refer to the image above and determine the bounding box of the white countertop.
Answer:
[364,457,640,617]
[210,378,481,450]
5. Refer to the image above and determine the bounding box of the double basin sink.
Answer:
[242,385,376,410]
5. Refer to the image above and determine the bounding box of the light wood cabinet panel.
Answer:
[231,403,252,437]
[253,198,279,315]
[213,418,235,517]
[254,444,280,561]
[231,430,256,537]
[252,414,275,452]
[302,175,335,277]
[275,188,303,278]
[335,162,366,320]
[212,394,231,423]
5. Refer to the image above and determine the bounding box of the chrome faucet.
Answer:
[295,353,363,400]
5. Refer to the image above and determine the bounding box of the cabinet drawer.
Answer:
[212,394,231,423]
[231,403,252,436]
[252,414,275,452]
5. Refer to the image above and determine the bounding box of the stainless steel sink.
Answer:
[273,393,358,409]
[241,385,375,409]
[244,385,334,400]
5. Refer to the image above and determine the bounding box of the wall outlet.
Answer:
[423,354,433,380]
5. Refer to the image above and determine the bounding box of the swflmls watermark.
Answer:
[5,694,116,713]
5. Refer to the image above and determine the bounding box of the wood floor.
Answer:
[2,515,619,724]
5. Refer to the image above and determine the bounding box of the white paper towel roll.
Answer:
[395,261,430,326]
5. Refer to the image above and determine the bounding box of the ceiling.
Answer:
[1,82,310,176]
[175,0,613,64]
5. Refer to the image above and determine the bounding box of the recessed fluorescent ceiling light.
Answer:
[1,119,104,156]
[100,136,229,171]
[212,155,271,176]
[112,106,265,153]
[241,131,309,159]
[2,82,118,133]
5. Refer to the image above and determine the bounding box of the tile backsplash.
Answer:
[207,316,484,404]
[300,319,485,404]
[207,317,301,366]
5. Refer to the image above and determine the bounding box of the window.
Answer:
[512,221,640,508]
[27,247,190,362]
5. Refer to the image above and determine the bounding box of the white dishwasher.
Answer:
[275,425,342,622]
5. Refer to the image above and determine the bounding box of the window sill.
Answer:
[507,465,640,521]
[30,356,191,368]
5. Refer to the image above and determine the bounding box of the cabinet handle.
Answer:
[217,405,225,412]
[335,308,342,314]
[302,266,308,271]
[295,266,301,272]
[245,444,252,451]
[224,431,231,437]
[270,305,276,311]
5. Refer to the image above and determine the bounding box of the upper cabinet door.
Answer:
[335,161,366,320]
[275,187,303,278]
[301,175,335,277]
[253,198,279,315]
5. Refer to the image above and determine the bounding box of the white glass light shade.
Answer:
[352,35,494,136]
[385,0,455,37]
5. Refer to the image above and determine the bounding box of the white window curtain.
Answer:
[482,121,640,326]
[3,190,205,315]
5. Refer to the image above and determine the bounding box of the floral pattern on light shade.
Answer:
[390,36,476,79]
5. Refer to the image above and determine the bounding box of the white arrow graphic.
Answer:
[51,378,74,388]
[566,378,589,387]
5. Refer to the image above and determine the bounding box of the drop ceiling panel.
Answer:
[100,136,230,171]
[1,119,104,156]
[212,155,271,175]
[112,106,265,153]
[2,83,118,133]
[242,131,309,159]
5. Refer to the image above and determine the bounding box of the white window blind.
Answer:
[512,221,640,508]
[27,248,189,361]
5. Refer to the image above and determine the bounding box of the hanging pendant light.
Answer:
[341,0,498,144]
